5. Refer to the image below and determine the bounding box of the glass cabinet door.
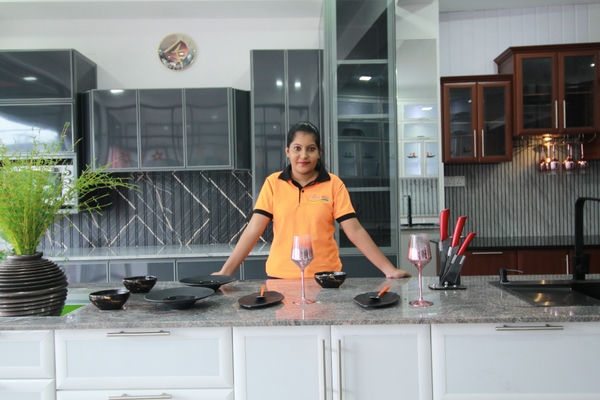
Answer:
[139,89,184,169]
[0,103,73,153]
[90,90,138,169]
[185,88,231,168]
[519,54,555,131]
[560,52,598,130]
[479,83,509,159]
[445,85,475,159]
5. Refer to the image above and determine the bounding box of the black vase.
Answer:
[0,252,68,317]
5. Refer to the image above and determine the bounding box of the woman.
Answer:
[215,121,410,279]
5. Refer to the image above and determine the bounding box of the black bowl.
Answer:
[89,289,130,310]
[314,271,347,288]
[122,275,157,293]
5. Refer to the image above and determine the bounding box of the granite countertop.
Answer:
[2,275,600,331]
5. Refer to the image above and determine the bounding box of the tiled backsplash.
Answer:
[444,136,600,238]
[42,171,256,251]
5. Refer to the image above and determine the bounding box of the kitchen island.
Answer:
[2,276,600,400]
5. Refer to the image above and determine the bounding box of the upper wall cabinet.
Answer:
[0,49,97,155]
[441,75,512,163]
[83,87,250,171]
[495,43,600,136]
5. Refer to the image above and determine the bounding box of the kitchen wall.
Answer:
[3,2,600,251]
[0,5,321,251]
[440,3,600,238]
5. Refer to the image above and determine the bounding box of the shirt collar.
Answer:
[278,164,330,184]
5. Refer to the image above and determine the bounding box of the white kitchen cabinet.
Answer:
[233,325,331,400]
[431,322,600,399]
[0,330,55,400]
[0,379,55,400]
[56,389,233,400]
[331,324,432,400]
[55,328,233,391]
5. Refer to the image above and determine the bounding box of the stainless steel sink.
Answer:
[491,279,600,307]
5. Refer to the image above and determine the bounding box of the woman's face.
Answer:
[285,131,321,178]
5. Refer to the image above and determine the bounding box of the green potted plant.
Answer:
[0,124,135,316]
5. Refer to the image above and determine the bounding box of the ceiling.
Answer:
[0,0,597,20]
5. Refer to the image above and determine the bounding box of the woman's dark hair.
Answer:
[286,121,326,172]
[286,121,321,149]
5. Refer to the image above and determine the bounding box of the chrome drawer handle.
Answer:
[495,324,564,331]
[106,330,171,337]
[108,393,172,400]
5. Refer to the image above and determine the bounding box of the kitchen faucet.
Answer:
[573,197,600,280]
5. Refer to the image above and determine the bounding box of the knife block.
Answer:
[428,248,467,291]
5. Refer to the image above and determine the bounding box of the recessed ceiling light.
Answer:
[294,80,301,89]
[22,76,37,82]
[276,79,283,87]
[421,106,433,111]
[110,89,124,94]
[358,75,372,81]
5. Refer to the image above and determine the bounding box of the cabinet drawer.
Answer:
[432,322,600,399]
[461,250,517,275]
[0,379,55,400]
[57,388,234,400]
[55,328,232,390]
[0,330,54,378]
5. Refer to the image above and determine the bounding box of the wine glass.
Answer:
[407,233,433,307]
[291,234,315,305]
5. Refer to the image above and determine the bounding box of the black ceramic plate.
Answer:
[353,291,400,309]
[179,275,236,290]
[144,287,214,309]
[238,291,284,309]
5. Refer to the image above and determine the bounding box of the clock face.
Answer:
[157,33,197,71]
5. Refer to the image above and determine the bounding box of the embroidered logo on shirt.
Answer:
[308,194,330,203]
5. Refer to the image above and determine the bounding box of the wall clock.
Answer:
[157,33,197,71]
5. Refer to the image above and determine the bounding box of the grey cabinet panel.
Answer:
[87,89,138,169]
[109,261,175,282]
[0,49,96,101]
[84,88,249,171]
[177,259,241,281]
[60,262,109,283]
[0,49,97,157]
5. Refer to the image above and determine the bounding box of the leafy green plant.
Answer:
[0,125,135,255]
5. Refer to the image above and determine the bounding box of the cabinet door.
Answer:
[477,80,512,162]
[186,88,232,168]
[558,50,600,133]
[0,103,74,154]
[460,249,517,276]
[139,89,184,169]
[0,330,54,379]
[89,89,138,170]
[55,328,233,390]
[442,83,476,162]
[431,322,600,399]
[0,379,55,400]
[517,248,570,275]
[515,52,557,135]
[233,326,331,400]
[331,325,431,400]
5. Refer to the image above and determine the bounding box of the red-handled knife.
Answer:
[440,208,450,241]
[457,232,476,256]
[450,216,467,247]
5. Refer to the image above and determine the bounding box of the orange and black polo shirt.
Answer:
[254,165,357,278]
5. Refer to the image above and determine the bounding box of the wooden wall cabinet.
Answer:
[495,43,600,137]
[441,75,512,163]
